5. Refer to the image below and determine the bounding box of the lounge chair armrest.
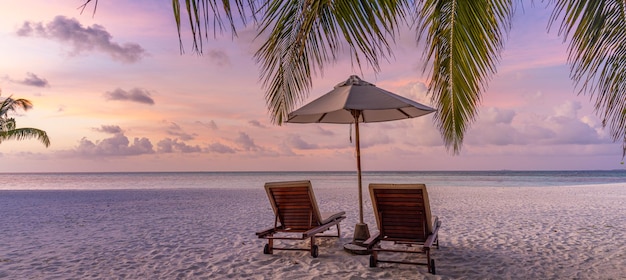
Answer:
[301,216,345,238]
[319,211,346,224]
[424,219,442,248]
[256,227,277,237]
[363,232,381,247]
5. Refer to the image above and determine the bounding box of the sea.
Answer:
[0,170,625,190]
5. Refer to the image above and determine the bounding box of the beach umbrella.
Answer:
[287,75,436,245]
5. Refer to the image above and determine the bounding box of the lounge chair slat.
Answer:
[257,180,346,258]
[368,183,440,274]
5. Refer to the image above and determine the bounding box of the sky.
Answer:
[0,1,623,172]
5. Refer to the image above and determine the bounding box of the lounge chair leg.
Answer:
[267,239,274,254]
[311,245,319,258]
[426,249,433,273]
[263,244,271,254]
[310,236,319,258]
[369,254,377,267]
[337,223,341,237]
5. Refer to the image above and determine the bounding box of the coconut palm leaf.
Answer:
[171,0,260,54]
[416,0,513,153]
[0,94,50,147]
[1,96,33,116]
[549,0,626,154]
[0,128,50,148]
[255,0,407,124]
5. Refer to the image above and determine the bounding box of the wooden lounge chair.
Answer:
[364,183,441,274]
[256,180,346,258]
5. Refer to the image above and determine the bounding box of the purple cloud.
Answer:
[285,135,319,150]
[72,134,154,157]
[249,120,266,128]
[57,125,154,157]
[7,72,50,87]
[197,120,218,130]
[467,102,610,146]
[207,142,236,154]
[157,138,202,153]
[17,16,146,63]
[166,123,196,141]
[235,132,260,151]
[105,88,154,105]
[207,49,230,66]
[95,125,123,134]
[315,126,335,136]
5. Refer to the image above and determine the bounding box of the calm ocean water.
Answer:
[0,170,625,190]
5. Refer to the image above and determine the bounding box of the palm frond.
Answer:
[417,0,513,154]
[549,0,626,147]
[1,94,50,148]
[1,95,33,117]
[0,128,50,148]
[171,0,260,54]
[255,0,407,124]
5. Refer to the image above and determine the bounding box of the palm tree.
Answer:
[81,0,626,157]
[0,92,51,147]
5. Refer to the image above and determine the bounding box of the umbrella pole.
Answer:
[352,112,370,244]
[355,119,363,224]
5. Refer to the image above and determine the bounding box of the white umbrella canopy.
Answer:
[286,75,436,245]
[287,75,435,123]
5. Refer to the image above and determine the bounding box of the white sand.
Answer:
[0,184,624,279]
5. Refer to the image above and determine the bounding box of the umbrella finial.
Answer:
[336,75,375,88]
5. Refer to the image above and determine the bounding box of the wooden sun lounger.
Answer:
[256,180,346,258]
[364,183,441,274]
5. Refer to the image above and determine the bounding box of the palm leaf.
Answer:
[171,0,260,54]
[1,94,50,148]
[549,0,626,153]
[0,128,50,148]
[255,0,407,124]
[416,0,513,154]
[1,95,33,117]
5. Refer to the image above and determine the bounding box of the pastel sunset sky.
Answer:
[0,1,623,172]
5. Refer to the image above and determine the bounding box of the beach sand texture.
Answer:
[0,184,624,279]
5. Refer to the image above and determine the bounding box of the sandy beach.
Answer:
[1,184,624,279]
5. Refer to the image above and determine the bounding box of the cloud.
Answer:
[57,125,154,157]
[197,120,218,130]
[157,138,202,153]
[234,132,260,151]
[249,120,266,128]
[398,80,431,105]
[166,123,196,141]
[360,133,392,148]
[542,115,605,145]
[466,103,610,147]
[104,88,155,105]
[480,107,516,125]
[207,49,230,66]
[554,100,582,118]
[6,73,50,87]
[16,16,146,63]
[315,126,335,136]
[72,135,154,157]
[207,142,236,154]
[95,125,123,134]
[285,134,319,150]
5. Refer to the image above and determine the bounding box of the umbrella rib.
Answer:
[397,108,411,118]
[316,113,327,123]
